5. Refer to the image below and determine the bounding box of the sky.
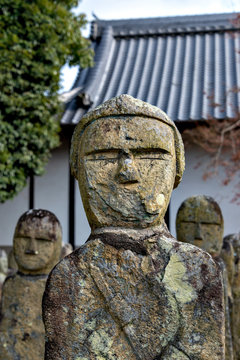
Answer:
[60,0,240,92]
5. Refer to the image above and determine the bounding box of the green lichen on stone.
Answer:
[88,329,114,356]
[163,253,197,303]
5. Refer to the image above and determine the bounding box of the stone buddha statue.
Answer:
[0,209,62,360]
[176,195,224,256]
[43,95,224,359]
[176,195,233,360]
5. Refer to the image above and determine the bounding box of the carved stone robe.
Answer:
[43,225,224,360]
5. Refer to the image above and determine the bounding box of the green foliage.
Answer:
[0,0,93,202]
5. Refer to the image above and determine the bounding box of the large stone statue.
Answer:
[0,209,62,360]
[176,195,233,360]
[223,233,240,360]
[43,95,224,359]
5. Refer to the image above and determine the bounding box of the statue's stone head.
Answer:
[13,209,62,275]
[71,94,185,229]
[176,195,224,257]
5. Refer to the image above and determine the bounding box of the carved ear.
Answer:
[70,124,82,180]
[173,128,185,189]
[174,174,182,189]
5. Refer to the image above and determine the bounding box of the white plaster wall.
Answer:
[35,139,69,244]
[170,145,240,238]
[75,179,91,246]
[0,180,29,246]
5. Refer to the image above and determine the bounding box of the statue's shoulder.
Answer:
[157,234,220,283]
[174,240,221,289]
[2,273,15,285]
[159,232,217,267]
[47,240,99,283]
[173,240,218,271]
[156,235,222,307]
[1,273,18,294]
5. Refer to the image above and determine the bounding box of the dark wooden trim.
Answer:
[29,175,34,209]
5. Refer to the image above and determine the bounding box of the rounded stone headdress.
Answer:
[70,94,185,188]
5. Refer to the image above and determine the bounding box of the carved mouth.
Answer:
[91,185,159,223]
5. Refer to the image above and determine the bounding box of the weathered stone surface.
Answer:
[217,257,234,360]
[176,195,233,360]
[43,95,224,359]
[223,233,240,360]
[44,227,224,359]
[221,237,235,299]
[0,273,47,360]
[0,209,62,360]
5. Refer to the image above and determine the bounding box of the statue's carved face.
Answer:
[176,197,223,257]
[78,116,176,229]
[14,217,61,274]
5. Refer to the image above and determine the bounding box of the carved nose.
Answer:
[117,157,139,184]
[25,238,39,255]
[195,223,203,240]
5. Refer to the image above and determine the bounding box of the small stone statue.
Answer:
[223,233,240,360]
[43,95,224,359]
[176,195,224,256]
[176,195,233,360]
[0,209,62,360]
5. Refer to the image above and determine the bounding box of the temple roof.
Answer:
[61,12,240,125]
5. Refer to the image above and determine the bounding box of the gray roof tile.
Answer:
[61,12,240,125]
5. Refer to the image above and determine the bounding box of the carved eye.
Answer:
[200,222,221,226]
[36,238,53,242]
[14,236,28,242]
[85,150,119,161]
[181,221,220,225]
[181,221,196,225]
[133,149,170,160]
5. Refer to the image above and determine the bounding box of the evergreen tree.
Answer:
[0,0,93,202]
